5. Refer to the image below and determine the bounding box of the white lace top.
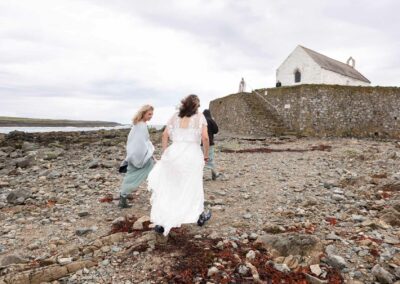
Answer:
[167,112,207,143]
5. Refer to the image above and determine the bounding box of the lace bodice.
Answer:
[167,112,207,143]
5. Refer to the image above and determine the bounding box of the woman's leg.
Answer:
[119,159,154,208]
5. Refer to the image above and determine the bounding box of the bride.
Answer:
[148,94,211,236]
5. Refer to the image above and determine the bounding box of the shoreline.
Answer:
[0,116,121,127]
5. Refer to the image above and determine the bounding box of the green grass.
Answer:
[0,116,121,127]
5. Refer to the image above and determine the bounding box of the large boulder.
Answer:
[254,233,323,261]
[372,264,395,284]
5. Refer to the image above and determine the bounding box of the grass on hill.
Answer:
[0,116,121,127]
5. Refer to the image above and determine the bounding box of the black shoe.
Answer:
[154,225,164,234]
[211,170,218,180]
[197,210,212,226]
[118,195,132,209]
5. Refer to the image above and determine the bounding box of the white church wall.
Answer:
[321,69,370,86]
[276,46,370,86]
[276,46,322,86]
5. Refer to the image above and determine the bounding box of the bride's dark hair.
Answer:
[178,94,200,118]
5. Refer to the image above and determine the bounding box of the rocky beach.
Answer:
[0,129,399,283]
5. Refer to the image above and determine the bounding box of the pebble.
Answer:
[237,264,249,275]
[75,228,94,236]
[207,266,219,276]
[246,250,256,260]
[78,211,90,217]
[326,255,347,270]
[58,257,73,265]
[310,264,322,276]
[332,194,345,201]
[243,213,252,219]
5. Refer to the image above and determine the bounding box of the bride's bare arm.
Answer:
[162,127,169,153]
[201,126,209,161]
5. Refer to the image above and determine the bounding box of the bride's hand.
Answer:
[204,156,209,162]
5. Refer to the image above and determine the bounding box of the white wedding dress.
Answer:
[148,112,207,236]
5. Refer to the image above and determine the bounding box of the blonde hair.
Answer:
[132,104,154,125]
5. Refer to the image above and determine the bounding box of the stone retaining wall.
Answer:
[209,85,400,139]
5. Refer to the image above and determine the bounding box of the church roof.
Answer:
[299,45,371,83]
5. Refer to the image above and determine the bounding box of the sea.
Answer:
[0,125,165,134]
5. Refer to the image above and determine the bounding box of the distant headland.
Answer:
[0,116,121,127]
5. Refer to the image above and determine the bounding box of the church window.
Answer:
[294,70,301,83]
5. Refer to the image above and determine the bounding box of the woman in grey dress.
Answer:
[119,105,155,208]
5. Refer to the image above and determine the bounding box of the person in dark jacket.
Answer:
[203,109,219,180]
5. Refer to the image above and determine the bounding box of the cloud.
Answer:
[0,0,399,124]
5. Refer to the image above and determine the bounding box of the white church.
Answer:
[276,45,370,87]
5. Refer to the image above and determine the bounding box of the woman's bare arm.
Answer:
[162,127,169,153]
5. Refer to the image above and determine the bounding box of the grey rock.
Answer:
[243,213,252,219]
[326,254,347,270]
[44,150,63,160]
[272,262,291,273]
[101,161,115,168]
[246,250,256,260]
[358,250,369,257]
[28,242,41,250]
[10,151,19,158]
[88,159,100,169]
[1,254,27,266]
[58,257,73,265]
[323,181,337,189]
[47,171,62,179]
[112,216,126,226]
[249,233,258,240]
[237,264,249,275]
[305,273,328,284]
[332,194,345,201]
[78,211,90,217]
[15,155,35,168]
[0,181,10,188]
[6,190,31,205]
[310,264,322,276]
[394,267,400,278]
[371,264,394,284]
[326,232,341,241]
[351,214,367,222]
[332,188,344,195]
[255,233,323,257]
[207,266,219,277]
[353,271,363,279]
[75,228,94,236]
[21,142,38,152]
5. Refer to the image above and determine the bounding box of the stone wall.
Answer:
[209,92,285,138]
[209,85,400,139]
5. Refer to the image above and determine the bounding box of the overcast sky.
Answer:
[1,0,399,124]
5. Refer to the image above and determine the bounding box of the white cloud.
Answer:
[0,0,399,124]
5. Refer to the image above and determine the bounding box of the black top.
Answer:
[202,110,219,146]
[205,117,218,145]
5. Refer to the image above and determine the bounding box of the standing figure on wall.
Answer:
[238,77,246,93]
